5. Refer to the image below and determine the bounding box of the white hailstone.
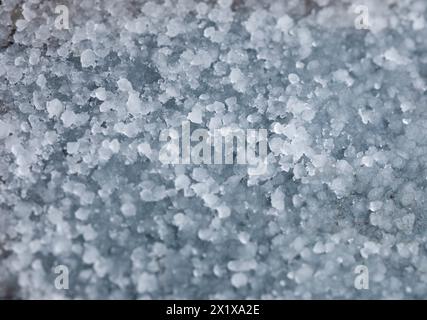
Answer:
[0,120,11,139]
[66,142,79,154]
[218,0,232,8]
[15,19,28,32]
[277,14,294,33]
[288,73,300,84]
[296,61,305,69]
[75,208,90,221]
[175,174,191,190]
[29,49,40,65]
[127,92,143,115]
[361,155,374,167]
[332,69,354,87]
[217,205,231,219]
[173,213,190,230]
[187,108,203,124]
[166,18,184,37]
[269,137,283,155]
[294,264,314,284]
[271,188,285,211]
[137,142,152,156]
[238,232,250,244]
[395,214,415,233]
[82,245,99,264]
[121,202,136,217]
[313,241,325,254]
[99,100,113,113]
[94,87,107,101]
[137,273,158,293]
[109,139,120,153]
[360,241,380,258]
[231,273,248,288]
[383,48,410,65]
[369,201,383,211]
[192,168,209,181]
[77,225,97,241]
[80,49,96,68]
[36,74,47,88]
[44,131,58,145]
[400,102,415,113]
[61,109,77,127]
[190,50,214,69]
[330,177,351,198]
[229,68,248,92]
[117,78,133,92]
[46,99,64,118]
[396,242,419,258]
[196,2,209,15]
[228,259,257,272]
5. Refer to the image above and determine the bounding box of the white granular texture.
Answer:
[1,0,427,299]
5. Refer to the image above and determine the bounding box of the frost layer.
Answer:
[1,0,427,299]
